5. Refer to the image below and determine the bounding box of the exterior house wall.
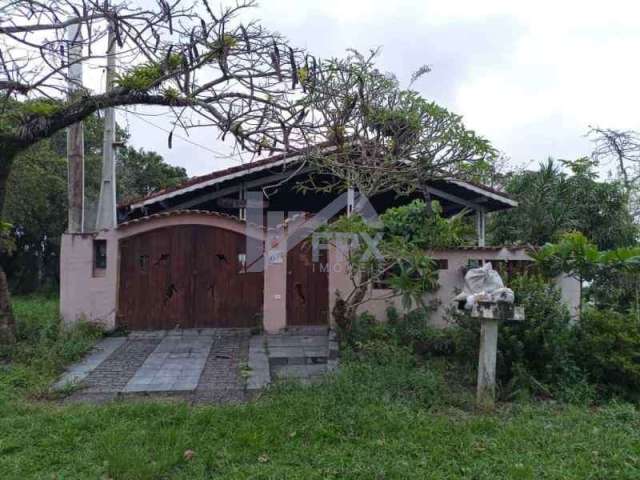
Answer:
[555,273,581,321]
[327,246,581,327]
[60,230,119,328]
[60,212,264,330]
[61,214,583,332]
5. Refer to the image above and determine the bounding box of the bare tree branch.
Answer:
[0,0,314,156]
[589,127,640,219]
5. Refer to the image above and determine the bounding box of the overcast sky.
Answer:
[118,0,640,177]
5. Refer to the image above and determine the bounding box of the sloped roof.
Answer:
[119,147,517,212]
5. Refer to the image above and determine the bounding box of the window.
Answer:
[93,239,107,276]
[434,258,449,270]
[467,258,483,270]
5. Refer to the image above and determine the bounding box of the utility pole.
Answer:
[66,21,84,233]
[96,10,117,230]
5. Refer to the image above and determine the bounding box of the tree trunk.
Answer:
[418,180,434,216]
[331,271,370,342]
[0,265,15,344]
[0,152,17,344]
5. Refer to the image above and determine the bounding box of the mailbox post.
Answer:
[471,296,525,409]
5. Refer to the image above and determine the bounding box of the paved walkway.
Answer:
[247,329,339,388]
[55,328,338,404]
[57,329,250,404]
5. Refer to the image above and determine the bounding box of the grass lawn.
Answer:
[1,296,639,479]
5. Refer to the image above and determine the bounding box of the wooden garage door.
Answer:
[286,240,329,326]
[117,225,263,330]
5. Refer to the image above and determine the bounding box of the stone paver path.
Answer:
[53,337,126,390]
[58,329,250,404]
[124,335,213,393]
[56,328,338,404]
[246,329,339,387]
[81,338,161,393]
[194,330,250,404]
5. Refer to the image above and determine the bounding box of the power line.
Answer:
[115,107,236,159]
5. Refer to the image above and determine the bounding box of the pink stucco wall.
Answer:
[61,213,582,331]
[60,230,118,328]
[328,246,581,327]
[60,212,265,330]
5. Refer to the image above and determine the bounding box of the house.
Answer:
[60,150,580,332]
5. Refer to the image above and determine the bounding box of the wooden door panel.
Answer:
[286,240,329,326]
[118,225,263,330]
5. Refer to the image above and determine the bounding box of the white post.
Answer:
[66,21,84,233]
[476,209,486,247]
[476,318,498,408]
[96,15,117,230]
[347,186,355,217]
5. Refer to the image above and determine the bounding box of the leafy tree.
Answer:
[589,127,640,220]
[3,140,67,294]
[490,158,638,250]
[117,147,187,203]
[2,114,187,294]
[330,200,471,335]
[532,231,640,315]
[303,50,495,201]
[0,0,311,343]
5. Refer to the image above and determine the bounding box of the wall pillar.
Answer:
[262,212,287,333]
[59,231,118,329]
[476,209,486,247]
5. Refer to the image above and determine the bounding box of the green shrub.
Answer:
[499,276,582,395]
[343,307,461,360]
[586,269,640,313]
[387,307,459,357]
[575,308,640,399]
[453,275,589,402]
[343,311,382,345]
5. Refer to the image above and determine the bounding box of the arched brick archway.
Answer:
[117,213,263,330]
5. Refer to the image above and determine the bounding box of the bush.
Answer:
[453,275,591,402]
[586,269,640,313]
[342,308,462,359]
[387,308,459,357]
[499,276,583,396]
[575,308,640,399]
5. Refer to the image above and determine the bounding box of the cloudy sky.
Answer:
[119,0,640,177]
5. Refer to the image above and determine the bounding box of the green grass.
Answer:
[1,297,639,479]
[0,296,102,401]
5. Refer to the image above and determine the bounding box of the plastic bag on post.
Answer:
[454,262,513,310]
